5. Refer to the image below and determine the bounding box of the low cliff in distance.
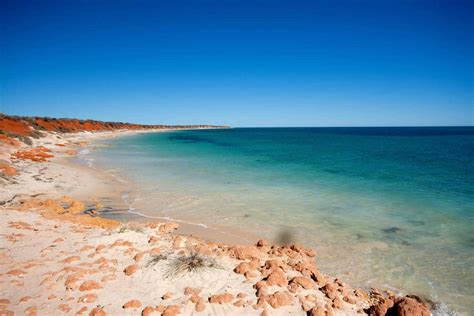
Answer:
[0,113,229,144]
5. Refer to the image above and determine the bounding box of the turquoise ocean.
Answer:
[90,127,474,315]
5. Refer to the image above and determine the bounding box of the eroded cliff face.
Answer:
[0,113,228,144]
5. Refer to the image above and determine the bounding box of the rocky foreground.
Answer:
[0,115,432,315]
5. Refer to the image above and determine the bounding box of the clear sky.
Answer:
[1,0,473,127]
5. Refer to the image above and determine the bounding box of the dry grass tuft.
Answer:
[164,253,221,278]
[146,254,168,268]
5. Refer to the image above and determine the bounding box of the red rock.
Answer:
[265,268,288,287]
[195,299,206,312]
[134,252,145,261]
[308,306,328,316]
[161,305,180,316]
[78,294,98,303]
[395,296,430,316]
[244,269,260,280]
[150,247,161,255]
[79,280,102,291]
[305,248,316,257]
[140,306,154,316]
[80,245,94,252]
[289,276,314,290]
[264,259,286,271]
[65,274,83,290]
[89,307,106,316]
[228,246,260,260]
[368,296,394,315]
[209,293,234,304]
[141,306,158,316]
[321,283,337,300]
[162,292,173,300]
[332,297,344,309]
[234,259,260,274]
[19,296,32,302]
[0,299,10,306]
[24,305,37,316]
[124,264,138,276]
[110,240,133,247]
[184,287,201,296]
[148,236,159,244]
[63,256,81,264]
[95,245,106,252]
[6,268,26,277]
[101,274,117,282]
[233,299,245,307]
[265,291,293,308]
[256,239,269,247]
[59,304,72,313]
[123,299,142,309]
[76,306,88,315]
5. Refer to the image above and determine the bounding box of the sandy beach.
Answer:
[0,117,432,316]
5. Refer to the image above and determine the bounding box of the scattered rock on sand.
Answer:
[265,291,293,308]
[122,299,142,309]
[123,264,138,276]
[79,280,102,291]
[209,293,234,304]
[78,294,98,303]
[161,305,180,316]
[89,306,106,316]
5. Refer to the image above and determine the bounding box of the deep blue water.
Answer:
[92,127,474,314]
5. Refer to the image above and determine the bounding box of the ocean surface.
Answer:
[90,127,474,315]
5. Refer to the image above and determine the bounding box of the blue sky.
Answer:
[1,0,473,126]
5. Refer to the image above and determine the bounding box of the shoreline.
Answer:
[0,126,433,315]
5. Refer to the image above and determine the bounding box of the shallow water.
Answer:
[90,127,474,314]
